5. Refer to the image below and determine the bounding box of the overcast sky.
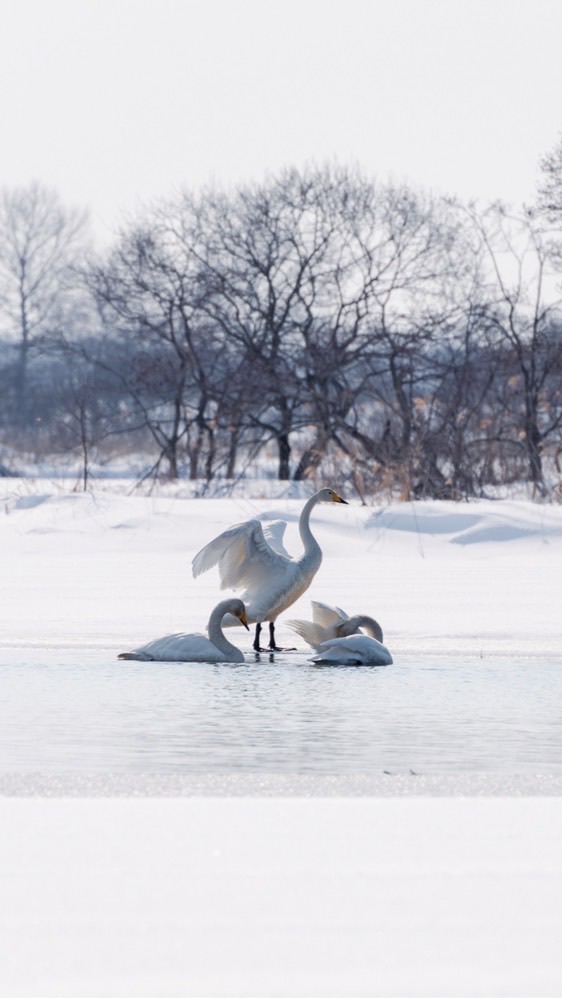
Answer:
[2,0,561,243]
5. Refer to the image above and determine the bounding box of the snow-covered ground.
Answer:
[3,797,562,998]
[1,480,562,997]
[2,482,561,657]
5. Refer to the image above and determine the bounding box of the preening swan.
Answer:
[117,598,249,663]
[192,488,348,651]
[287,599,384,649]
[310,633,393,666]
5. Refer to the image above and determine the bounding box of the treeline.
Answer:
[1,163,562,498]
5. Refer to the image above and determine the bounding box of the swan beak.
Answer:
[333,492,348,504]
[239,611,250,631]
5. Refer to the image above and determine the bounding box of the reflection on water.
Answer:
[1,650,561,774]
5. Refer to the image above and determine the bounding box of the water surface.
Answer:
[2,647,561,777]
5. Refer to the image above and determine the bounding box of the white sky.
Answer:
[1,0,562,243]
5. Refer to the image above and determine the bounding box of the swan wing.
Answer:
[310,600,349,629]
[285,618,328,650]
[192,519,291,593]
[262,519,290,557]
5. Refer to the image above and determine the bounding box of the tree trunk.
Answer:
[292,430,328,480]
[526,417,545,493]
[226,427,239,479]
[277,432,291,480]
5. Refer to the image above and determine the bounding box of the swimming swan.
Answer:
[287,599,384,649]
[310,633,393,666]
[117,598,249,662]
[192,488,348,651]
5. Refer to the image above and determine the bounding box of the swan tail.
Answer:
[117,651,154,661]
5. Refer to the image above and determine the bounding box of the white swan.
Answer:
[287,599,384,649]
[117,598,249,663]
[310,633,393,666]
[192,488,348,651]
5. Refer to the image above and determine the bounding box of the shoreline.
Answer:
[2,771,562,797]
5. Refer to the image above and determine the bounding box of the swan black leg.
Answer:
[253,622,262,652]
[269,622,283,652]
[254,621,295,653]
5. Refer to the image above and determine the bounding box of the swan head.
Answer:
[229,599,250,630]
[316,487,348,505]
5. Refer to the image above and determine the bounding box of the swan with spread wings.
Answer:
[191,488,348,652]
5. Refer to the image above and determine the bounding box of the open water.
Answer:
[1,646,561,782]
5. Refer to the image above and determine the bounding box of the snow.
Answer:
[2,797,562,998]
[1,481,562,996]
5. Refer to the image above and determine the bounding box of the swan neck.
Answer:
[298,493,322,560]
[208,605,240,656]
[344,615,384,643]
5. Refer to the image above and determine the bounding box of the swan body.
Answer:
[191,488,348,651]
[118,598,249,663]
[310,633,393,666]
[287,600,384,649]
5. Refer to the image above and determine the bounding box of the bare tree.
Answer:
[33,169,559,499]
[0,182,89,425]
[537,133,562,223]
[311,188,464,496]
[53,363,123,491]
[464,203,562,493]
[189,166,383,480]
[85,205,248,482]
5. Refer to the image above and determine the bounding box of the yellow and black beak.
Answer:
[240,611,250,631]
[333,491,348,504]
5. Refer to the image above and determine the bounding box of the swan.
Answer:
[192,488,348,651]
[310,633,393,666]
[287,599,384,649]
[117,598,249,662]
